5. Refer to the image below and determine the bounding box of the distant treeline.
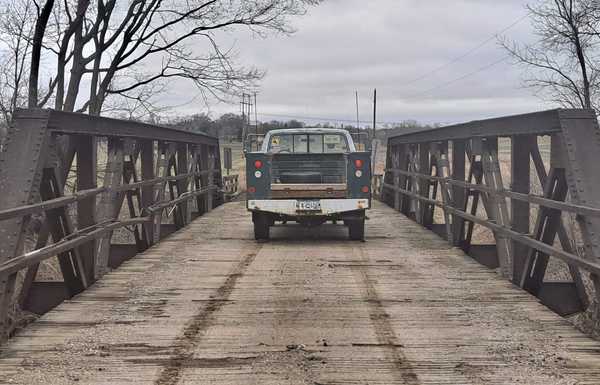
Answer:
[168,113,438,141]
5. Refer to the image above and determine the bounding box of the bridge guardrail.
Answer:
[223,174,240,201]
[371,174,383,200]
[0,109,224,341]
[381,109,600,318]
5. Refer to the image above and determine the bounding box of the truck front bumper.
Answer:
[247,199,369,216]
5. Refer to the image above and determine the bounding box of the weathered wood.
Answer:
[3,202,600,384]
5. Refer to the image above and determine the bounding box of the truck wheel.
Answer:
[348,218,365,241]
[253,212,270,240]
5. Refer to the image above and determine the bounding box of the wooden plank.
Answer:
[2,202,600,384]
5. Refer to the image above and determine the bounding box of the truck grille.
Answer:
[271,154,347,184]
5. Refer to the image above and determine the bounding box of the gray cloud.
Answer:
[168,0,549,125]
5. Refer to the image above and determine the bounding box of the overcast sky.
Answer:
[168,0,546,126]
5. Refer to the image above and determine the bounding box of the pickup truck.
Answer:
[245,128,371,240]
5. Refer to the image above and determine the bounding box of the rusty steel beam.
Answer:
[13,109,217,146]
[382,107,600,319]
[382,182,600,277]
[511,135,532,285]
[0,109,226,343]
[388,109,595,145]
[386,168,600,218]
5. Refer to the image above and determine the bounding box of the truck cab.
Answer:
[246,128,371,240]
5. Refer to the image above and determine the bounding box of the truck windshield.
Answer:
[269,133,349,154]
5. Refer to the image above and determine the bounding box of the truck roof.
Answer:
[262,128,357,152]
[267,128,350,135]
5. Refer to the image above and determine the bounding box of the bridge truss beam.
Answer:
[380,108,600,318]
[0,109,225,342]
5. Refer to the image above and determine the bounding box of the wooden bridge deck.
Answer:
[2,201,600,384]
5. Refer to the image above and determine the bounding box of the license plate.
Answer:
[296,200,321,211]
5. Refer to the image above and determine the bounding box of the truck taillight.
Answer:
[248,186,256,193]
[254,160,263,169]
[354,159,363,168]
[361,186,369,193]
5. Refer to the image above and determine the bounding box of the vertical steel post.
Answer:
[75,135,97,282]
[451,140,466,246]
[511,135,531,285]
[417,143,430,225]
[140,139,155,245]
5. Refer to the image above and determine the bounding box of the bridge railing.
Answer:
[381,109,600,317]
[223,174,240,201]
[0,109,224,341]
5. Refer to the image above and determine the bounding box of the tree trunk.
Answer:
[28,0,55,108]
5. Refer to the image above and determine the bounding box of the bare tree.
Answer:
[0,0,36,131]
[28,0,54,108]
[21,0,321,116]
[500,0,600,110]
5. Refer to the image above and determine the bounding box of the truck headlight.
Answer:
[255,170,262,178]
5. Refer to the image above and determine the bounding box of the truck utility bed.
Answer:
[245,127,371,240]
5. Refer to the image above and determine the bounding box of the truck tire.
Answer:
[348,217,365,241]
[253,212,270,240]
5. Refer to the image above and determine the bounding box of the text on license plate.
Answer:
[296,200,321,211]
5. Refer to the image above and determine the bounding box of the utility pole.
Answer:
[372,88,377,175]
[372,88,377,141]
[355,91,361,147]
[355,91,360,129]
[241,93,252,145]
[254,92,258,134]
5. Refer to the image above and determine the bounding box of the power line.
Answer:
[259,55,509,122]
[257,112,402,126]
[401,13,529,86]
[408,56,510,98]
